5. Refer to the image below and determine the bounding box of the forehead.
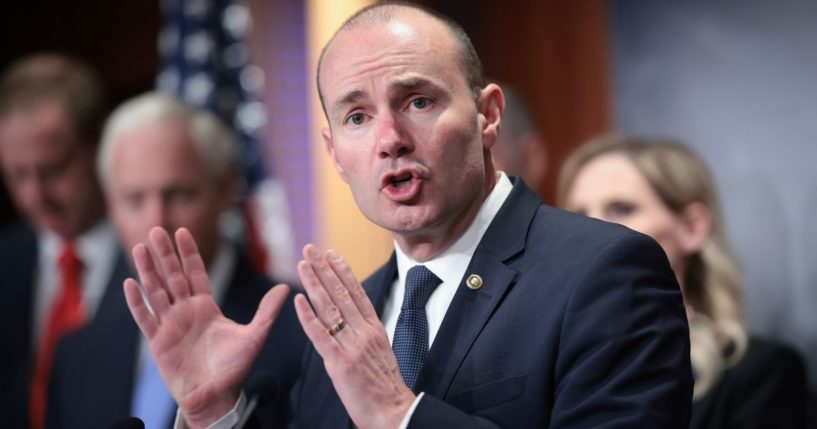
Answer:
[570,153,656,200]
[111,122,205,179]
[0,101,77,157]
[319,12,465,103]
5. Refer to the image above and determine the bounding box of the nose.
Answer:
[376,113,414,159]
[144,197,170,231]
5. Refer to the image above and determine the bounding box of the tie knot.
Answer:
[58,243,83,274]
[403,265,441,309]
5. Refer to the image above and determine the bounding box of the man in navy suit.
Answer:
[123,3,692,428]
[0,54,114,429]
[46,93,305,429]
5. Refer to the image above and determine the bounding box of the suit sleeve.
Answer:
[549,231,693,427]
[409,231,693,428]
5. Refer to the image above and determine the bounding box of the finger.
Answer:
[149,227,191,300]
[297,258,344,331]
[294,293,342,358]
[175,227,212,296]
[124,278,159,338]
[304,245,365,328]
[132,243,171,317]
[247,284,291,341]
[326,250,378,322]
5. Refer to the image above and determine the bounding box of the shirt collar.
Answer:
[39,220,116,265]
[394,172,513,286]
[208,242,235,305]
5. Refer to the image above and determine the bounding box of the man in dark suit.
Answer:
[0,54,113,429]
[122,3,693,428]
[45,93,305,429]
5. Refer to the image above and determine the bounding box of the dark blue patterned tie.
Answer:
[393,265,441,389]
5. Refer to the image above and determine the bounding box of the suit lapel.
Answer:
[415,179,541,398]
[85,252,141,424]
[365,253,397,317]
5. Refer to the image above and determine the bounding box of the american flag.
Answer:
[155,0,295,280]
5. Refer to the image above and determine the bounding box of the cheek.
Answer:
[630,216,682,262]
[173,200,221,232]
[113,217,146,252]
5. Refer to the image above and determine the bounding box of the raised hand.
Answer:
[123,227,290,428]
[294,244,416,429]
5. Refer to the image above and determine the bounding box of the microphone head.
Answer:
[246,372,279,405]
[108,417,145,429]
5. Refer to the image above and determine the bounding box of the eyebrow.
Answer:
[329,77,441,117]
[330,90,366,117]
[389,77,436,94]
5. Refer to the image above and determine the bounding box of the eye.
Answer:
[122,193,144,210]
[167,188,197,204]
[344,112,366,126]
[606,201,635,219]
[409,97,432,110]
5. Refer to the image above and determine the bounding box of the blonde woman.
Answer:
[558,135,808,428]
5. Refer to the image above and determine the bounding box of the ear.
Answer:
[677,202,711,256]
[477,83,505,150]
[322,127,348,183]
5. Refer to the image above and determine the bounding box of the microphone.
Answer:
[107,417,145,429]
[235,372,279,429]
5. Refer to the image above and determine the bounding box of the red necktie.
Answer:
[29,243,86,429]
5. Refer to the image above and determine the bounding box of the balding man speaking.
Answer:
[122,3,692,428]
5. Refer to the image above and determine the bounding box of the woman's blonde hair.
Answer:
[557,134,747,400]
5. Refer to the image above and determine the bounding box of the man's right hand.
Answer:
[123,227,290,429]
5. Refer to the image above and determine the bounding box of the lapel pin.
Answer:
[466,274,483,290]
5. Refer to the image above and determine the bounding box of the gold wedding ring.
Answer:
[328,318,346,336]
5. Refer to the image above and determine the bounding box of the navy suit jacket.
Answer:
[0,223,39,429]
[46,247,307,429]
[290,179,693,428]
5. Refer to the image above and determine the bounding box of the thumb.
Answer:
[248,284,290,339]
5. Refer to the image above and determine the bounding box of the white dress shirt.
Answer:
[178,173,515,429]
[386,172,513,428]
[33,220,118,349]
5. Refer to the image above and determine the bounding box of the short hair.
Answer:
[316,1,485,115]
[557,134,748,400]
[0,53,108,145]
[98,92,238,187]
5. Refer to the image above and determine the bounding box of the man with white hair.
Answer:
[46,93,305,429]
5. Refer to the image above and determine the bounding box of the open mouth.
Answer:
[390,172,413,189]
[380,168,424,202]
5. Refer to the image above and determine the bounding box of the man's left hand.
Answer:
[294,244,416,429]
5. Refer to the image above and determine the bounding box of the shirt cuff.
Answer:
[173,391,247,429]
[398,392,425,429]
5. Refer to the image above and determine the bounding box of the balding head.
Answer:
[317,2,485,116]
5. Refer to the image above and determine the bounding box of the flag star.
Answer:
[184,73,215,106]
[184,31,215,64]
[239,65,265,93]
[156,68,180,93]
[222,4,251,38]
[184,0,210,20]
[237,101,267,134]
